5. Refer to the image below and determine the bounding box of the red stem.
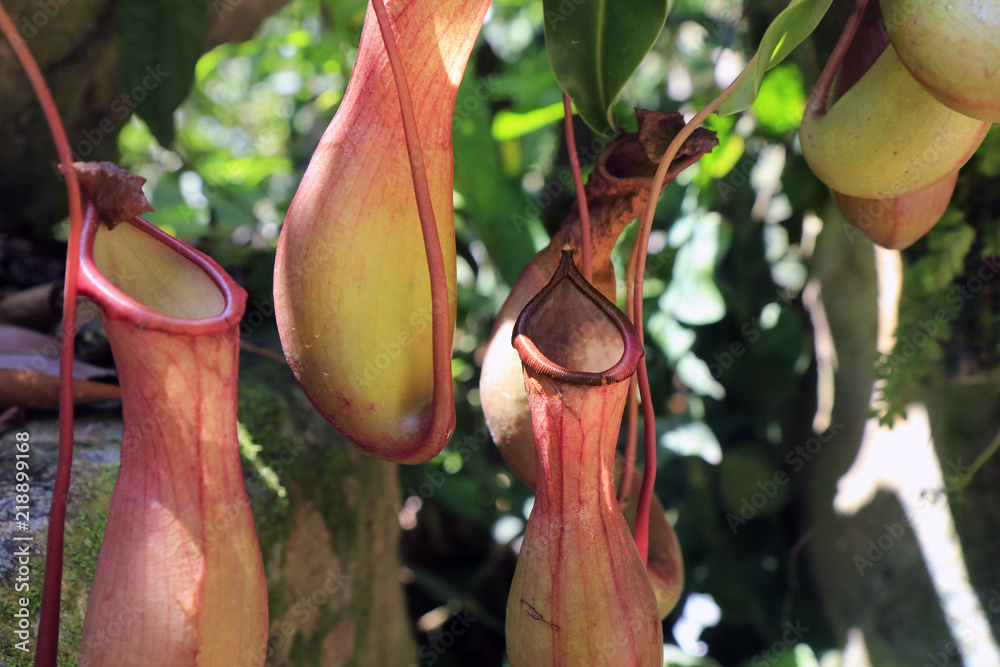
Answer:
[632,361,657,563]
[805,0,870,116]
[628,53,758,566]
[618,376,639,507]
[370,0,454,445]
[563,93,593,283]
[619,231,642,506]
[0,4,83,664]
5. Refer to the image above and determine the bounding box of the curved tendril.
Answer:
[806,0,871,117]
[563,93,593,284]
[0,5,84,664]
[618,376,640,508]
[629,50,760,565]
[619,231,642,506]
[370,0,455,447]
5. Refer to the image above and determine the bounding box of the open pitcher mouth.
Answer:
[77,200,246,333]
[512,247,643,386]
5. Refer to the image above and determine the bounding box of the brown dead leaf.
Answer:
[64,161,154,227]
[0,368,121,410]
[0,324,119,409]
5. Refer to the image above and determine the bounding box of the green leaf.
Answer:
[717,0,833,117]
[453,70,538,286]
[752,64,806,136]
[491,102,566,141]
[660,212,726,326]
[543,0,670,135]
[115,0,210,147]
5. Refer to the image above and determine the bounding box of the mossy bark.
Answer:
[238,355,415,666]
[0,353,415,665]
[0,0,292,234]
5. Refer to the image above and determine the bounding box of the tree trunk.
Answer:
[0,0,292,234]
[799,207,957,665]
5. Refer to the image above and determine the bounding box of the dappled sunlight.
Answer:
[834,403,1000,667]
[672,593,720,657]
[833,244,1000,666]
[841,627,871,667]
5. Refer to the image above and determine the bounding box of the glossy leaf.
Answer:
[543,0,670,135]
[115,0,210,147]
[718,0,833,117]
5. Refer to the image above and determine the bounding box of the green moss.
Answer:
[0,596,35,666]
[298,446,359,554]
[288,627,323,665]
[0,461,117,665]
[0,539,43,662]
[237,378,296,553]
[236,356,414,664]
[57,463,118,665]
[236,360,361,558]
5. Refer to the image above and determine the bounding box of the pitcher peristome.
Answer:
[76,202,267,666]
[506,250,662,666]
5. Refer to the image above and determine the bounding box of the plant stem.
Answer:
[630,53,758,566]
[619,377,639,507]
[0,5,83,665]
[563,93,593,283]
[805,0,869,116]
[370,0,454,446]
[947,427,1000,495]
[632,361,658,563]
[619,231,642,506]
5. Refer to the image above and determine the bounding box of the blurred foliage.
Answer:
[108,0,1000,665]
[876,124,1000,425]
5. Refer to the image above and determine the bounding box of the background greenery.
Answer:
[35,0,1000,664]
